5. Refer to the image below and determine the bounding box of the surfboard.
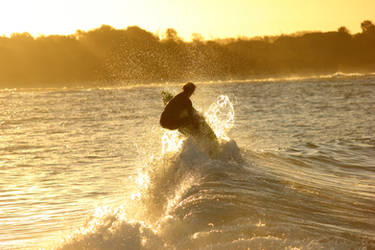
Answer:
[161,90,219,155]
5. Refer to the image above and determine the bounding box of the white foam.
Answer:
[58,207,164,250]
[59,95,245,249]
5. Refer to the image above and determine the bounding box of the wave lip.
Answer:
[58,135,244,250]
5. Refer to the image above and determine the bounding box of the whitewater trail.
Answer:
[58,95,240,249]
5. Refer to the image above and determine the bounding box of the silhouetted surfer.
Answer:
[160,82,199,132]
[160,82,221,157]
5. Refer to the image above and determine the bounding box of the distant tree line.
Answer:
[0,20,374,87]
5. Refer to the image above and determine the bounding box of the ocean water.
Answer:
[0,73,374,249]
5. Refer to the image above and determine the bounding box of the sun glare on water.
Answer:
[60,95,235,247]
[131,95,234,208]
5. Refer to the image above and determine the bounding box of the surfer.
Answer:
[160,82,199,132]
[160,82,221,157]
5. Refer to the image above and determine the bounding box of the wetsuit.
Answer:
[160,92,194,130]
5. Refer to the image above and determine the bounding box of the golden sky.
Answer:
[1,0,374,40]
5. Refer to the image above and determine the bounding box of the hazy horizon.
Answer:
[1,21,375,88]
[1,1,375,88]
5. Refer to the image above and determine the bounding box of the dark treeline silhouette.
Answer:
[1,20,375,87]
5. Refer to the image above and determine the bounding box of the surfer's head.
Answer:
[182,82,196,96]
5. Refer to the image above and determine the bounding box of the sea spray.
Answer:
[58,95,239,249]
[205,95,235,142]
